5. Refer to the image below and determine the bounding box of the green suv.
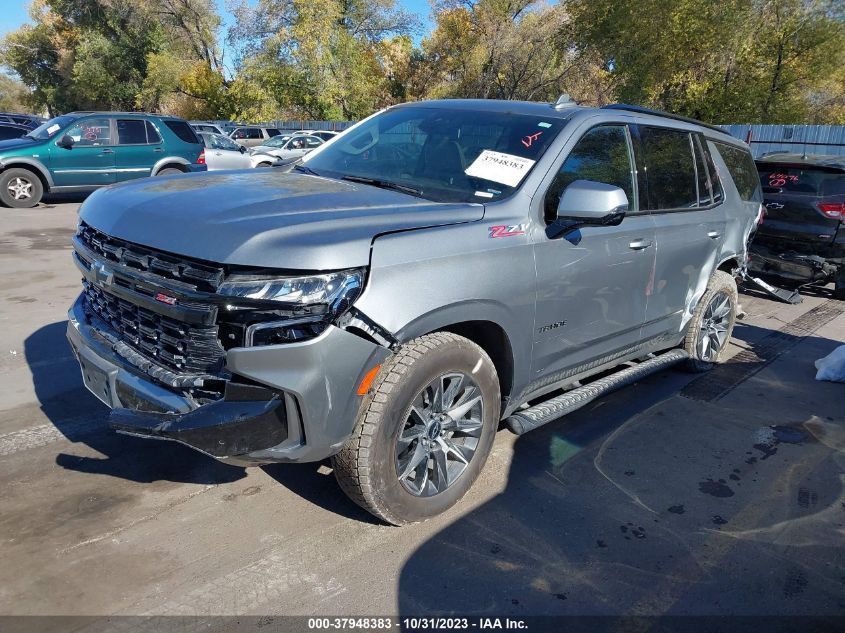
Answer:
[0,111,207,208]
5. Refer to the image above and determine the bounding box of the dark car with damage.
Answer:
[751,153,845,299]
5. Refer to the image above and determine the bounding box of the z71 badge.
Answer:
[488,224,527,239]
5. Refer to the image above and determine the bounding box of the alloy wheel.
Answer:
[7,177,33,201]
[395,372,484,497]
[697,291,732,362]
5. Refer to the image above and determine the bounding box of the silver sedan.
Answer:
[200,133,280,170]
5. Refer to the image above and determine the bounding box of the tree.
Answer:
[0,74,32,112]
[568,0,845,123]
[227,0,419,119]
[1,0,226,116]
[416,0,608,105]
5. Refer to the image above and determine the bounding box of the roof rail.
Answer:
[601,104,727,136]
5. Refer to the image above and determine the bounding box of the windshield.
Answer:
[302,106,565,203]
[25,115,78,140]
[263,135,292,148]
[202,132,240,151]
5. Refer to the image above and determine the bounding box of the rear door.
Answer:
[637,125,727,340]
[114,118,162,182]
[756,163,845,251]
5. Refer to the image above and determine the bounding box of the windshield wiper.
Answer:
[340,175,424,198]
[293,163,320,176]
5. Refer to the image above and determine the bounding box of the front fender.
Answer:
[354,221,536,407]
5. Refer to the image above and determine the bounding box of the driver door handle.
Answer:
[99,148,113,154]
[707,231,722,239]
[628,239,653,251]
[153,147,164,153]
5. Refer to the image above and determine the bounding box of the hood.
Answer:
[0,136,39,153]
[79,170,484,270]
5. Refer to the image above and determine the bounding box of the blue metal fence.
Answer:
[720,124,845,158]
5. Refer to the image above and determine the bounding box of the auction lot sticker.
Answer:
[465,150,536,187]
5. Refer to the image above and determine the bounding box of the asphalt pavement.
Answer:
[1,197,843,631]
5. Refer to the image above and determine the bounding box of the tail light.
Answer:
[815,202,843,219]
[196,149,206,165]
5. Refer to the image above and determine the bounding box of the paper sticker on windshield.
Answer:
[465,150,535,187]
[47,124,60,135]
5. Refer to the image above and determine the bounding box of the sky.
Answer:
[0,0,435,40]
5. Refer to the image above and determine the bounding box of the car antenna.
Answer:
[552,94,578,109]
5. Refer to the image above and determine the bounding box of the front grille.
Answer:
[83,281,225,376]
[78,222,225,292]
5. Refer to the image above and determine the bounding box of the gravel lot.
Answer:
[1,197,844,629]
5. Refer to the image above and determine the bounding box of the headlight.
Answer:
[217,269,365,347]
[218,269,363,311]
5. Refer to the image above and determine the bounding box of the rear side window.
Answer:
[693,136,712,206]
[266,128,281,137]
[637,126,698,210]
[757,165,845,196]
[146,121,162,144]
[544,125,635,223]
[164,120,200,144]
[117,119,148,144]
[714,142,761,201]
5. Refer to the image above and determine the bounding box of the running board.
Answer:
[740,271,802,305]
[505,349,690,435]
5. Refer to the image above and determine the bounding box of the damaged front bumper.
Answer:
[67,295,391,465]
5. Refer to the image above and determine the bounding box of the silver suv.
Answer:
[67,99,761,524]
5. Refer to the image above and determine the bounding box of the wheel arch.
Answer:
[151,157,190,175]
[716,256,742,276]
[0,158,53,191]
[436,320,515,405]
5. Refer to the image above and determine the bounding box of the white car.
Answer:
[199,133,280,170]
[307,130,340,142]
[251,134,324,159]
[191,122,227,136]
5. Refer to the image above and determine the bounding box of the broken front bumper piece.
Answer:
[110,382,288,458]
[66,294,391,465]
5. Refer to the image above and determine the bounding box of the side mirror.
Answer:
[57,135,74,149]
[550,180,628,238]
[239,145,247,154]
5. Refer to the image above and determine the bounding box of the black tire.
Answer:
[332,332,500,525]
[155,167,183,176]
[682,270,738,372]
[256,162,273,168]
[0,168,44,208]
[833,268,845,301]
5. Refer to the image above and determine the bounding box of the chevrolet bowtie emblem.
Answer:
[93,261,114,286]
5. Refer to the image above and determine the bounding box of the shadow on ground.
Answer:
[24,320,246,485]
[261,461,383,524]
[398,324,845,618]
[40,192,91,207]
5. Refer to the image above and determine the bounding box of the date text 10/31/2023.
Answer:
[307,617,529,630]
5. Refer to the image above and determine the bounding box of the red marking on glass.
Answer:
[521,132,543,149]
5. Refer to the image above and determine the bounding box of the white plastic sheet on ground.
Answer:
[815,344,845,383]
